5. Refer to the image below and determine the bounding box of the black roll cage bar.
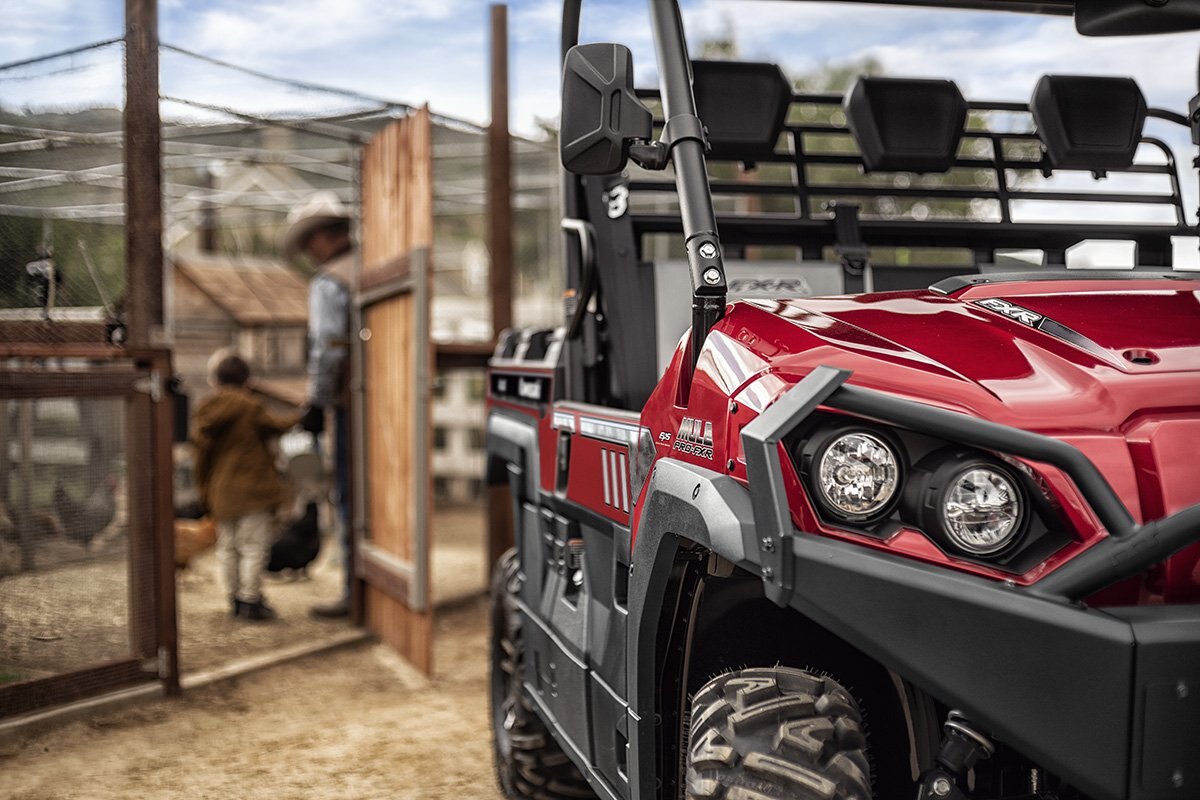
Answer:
[562,0,728,376]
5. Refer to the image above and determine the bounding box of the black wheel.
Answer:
[490,548,593,800]
[686,667,872,800]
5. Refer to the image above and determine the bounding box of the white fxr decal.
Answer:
[975,298,1043,327]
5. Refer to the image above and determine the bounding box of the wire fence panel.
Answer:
[0,354,169,717]
[0,393,129,667]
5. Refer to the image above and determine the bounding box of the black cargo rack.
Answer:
[630,87,1194,267]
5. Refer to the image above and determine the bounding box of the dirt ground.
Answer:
[1,596,506,800]
[178,505,488,675]
[1,504,488,683]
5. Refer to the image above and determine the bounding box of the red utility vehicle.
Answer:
[486,2,1200,799]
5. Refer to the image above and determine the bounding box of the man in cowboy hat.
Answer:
[284,191,355,618]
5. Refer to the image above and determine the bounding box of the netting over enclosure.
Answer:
[0,40,562,350]
[1,35,562,710]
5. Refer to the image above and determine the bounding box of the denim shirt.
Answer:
[307,251,354,407]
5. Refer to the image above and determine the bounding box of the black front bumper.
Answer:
[732,366,1200,800]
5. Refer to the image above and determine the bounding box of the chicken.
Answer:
[267,502,320,577]
[174,516,217,570]
[52,476,118,547]
[2,506,60,572]
[175,500,207,520]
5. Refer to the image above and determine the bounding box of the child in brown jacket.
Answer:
[191,353,300,621]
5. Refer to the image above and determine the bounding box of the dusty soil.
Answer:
[1,505,489,683]
[1,597,506,800]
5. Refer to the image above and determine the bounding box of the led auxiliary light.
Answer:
[816,431,900,521]
[940,466,1024,555]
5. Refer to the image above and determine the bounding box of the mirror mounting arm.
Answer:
[629,140,669,171]
[629,115,710,172]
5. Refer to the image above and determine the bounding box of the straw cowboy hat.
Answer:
[282,191,352,263]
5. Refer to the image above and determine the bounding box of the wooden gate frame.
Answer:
[0,345,178,717]
[353,109,435,674]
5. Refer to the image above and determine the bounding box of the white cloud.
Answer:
[174,0,469,62]
[857,17,1200,109]
[0,1,121,112]
[5,0,1198,146]
[0,0,111,61]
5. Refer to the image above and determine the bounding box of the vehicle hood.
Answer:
[737,276,1200,427]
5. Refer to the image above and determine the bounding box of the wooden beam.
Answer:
[124,0,164,347]
[486,4,516,578]
[357,541,415,604]
[488,4,514,338]
[0,341,122,360]
[0,322,108,346]
[0,660,150,720]
[151,351,180,695]
[435,342,493,371]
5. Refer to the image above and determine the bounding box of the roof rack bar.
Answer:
[631,179,1179,206]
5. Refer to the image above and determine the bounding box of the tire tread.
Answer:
[686,667,872,800]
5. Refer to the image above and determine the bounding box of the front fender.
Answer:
[633,456,1183,800]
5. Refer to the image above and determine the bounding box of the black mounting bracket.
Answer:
[831,202,870,293]
[628,113,710,172]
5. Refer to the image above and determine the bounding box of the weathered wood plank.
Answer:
[358,108,434,675]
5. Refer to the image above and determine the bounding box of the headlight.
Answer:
[814,431,900,521]
[939,465,1023,554]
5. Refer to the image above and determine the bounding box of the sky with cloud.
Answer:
[5,1,1199,265]
[4,0,1200,134]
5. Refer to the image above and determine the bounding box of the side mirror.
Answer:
[560,43,653,175]
[1076,0,1200,36]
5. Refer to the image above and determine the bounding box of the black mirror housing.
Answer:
[1076,0,1200,36]
[560,43,653,175]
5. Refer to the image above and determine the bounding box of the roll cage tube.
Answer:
[560,0,728,378]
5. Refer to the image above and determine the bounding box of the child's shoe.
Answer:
[235,598,277,621]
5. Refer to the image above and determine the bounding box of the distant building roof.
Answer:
[174,252,308,326]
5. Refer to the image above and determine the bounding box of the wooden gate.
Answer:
[354,109,434,674]
[0,345,178,718]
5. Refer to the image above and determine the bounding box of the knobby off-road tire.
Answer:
[686,667,873,800]
[490,548,594,800]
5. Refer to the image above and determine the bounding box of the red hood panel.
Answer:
[753,280,1200,425]
[963,286,1200,373]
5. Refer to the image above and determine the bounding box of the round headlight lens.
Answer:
[941,466,1023,554]
[816,431,900,520]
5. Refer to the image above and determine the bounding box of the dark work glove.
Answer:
[300,405,325,435]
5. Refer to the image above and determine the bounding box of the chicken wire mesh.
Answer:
[1,38,563,341]
[0,393,136,698]
[0,41,126,346]
[1,33,564,696]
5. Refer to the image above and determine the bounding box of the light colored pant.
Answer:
[216,511,275,603]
